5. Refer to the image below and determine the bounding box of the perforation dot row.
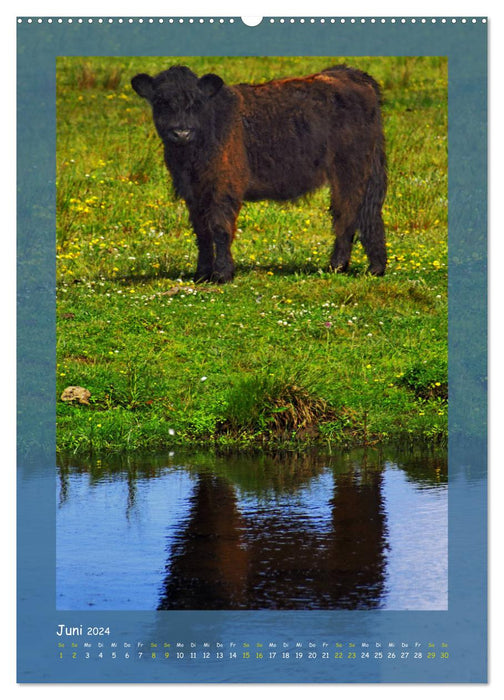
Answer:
[17,18,236,24]
[17,17,487,25]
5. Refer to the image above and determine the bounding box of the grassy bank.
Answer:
[56,56,448,455]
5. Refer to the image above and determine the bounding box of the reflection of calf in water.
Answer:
[158,469,387,610]
[159,474,250,609]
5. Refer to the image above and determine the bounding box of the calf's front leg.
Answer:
[194,234,215,282]
[190,196,240,283]
[210,195,241,283]
[212,226,235,283]
[188,207,215,282]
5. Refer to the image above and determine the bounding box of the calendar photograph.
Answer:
[17,15,487,684]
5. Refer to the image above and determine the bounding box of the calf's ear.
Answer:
[198,73,224,98]
[131,73,155,102]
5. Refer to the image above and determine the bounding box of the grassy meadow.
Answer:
[56,56,448,455]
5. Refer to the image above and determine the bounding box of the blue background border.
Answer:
[17,17,487,683]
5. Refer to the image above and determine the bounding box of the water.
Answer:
[56,447,447,611]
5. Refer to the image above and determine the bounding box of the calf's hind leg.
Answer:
[358,211,387,277]
[330,221,357,273]
[329,187,358,273]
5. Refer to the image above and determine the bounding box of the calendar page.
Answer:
[16,13,487,684]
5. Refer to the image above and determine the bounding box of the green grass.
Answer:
[56,56,448,455]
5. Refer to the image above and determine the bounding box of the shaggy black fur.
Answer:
[131,64,387,282]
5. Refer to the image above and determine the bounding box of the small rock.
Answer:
[60,386,91,405]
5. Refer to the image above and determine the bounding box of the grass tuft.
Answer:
[399,360,448,401]
[218,372,337,439]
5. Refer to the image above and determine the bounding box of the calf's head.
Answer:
[131,65,224,145]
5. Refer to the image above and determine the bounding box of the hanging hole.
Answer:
[241,16,263,27]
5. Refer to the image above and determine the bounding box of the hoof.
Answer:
[330,261,349,274]
[211,270,235,284]
[211,263,235,283]
[367,265,386,277]
[194,270,213,283]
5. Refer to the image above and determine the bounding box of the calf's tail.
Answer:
[356,139,388,275]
